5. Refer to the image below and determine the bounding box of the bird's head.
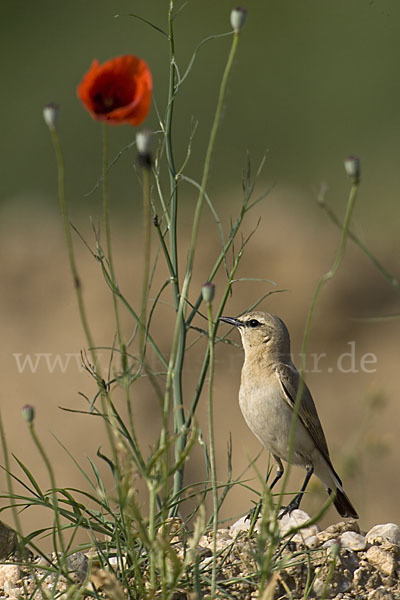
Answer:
[220,311,291,361]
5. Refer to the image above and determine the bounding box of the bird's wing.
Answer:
[274,362,335,469]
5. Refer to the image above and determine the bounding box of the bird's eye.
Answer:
[248,319,260,328]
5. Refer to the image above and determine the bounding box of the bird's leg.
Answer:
[269,456,284,490]
[279,464,314,518]
[247,456,284,524]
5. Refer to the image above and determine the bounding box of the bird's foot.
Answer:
[245,500,262,523]
[277,498,302,519]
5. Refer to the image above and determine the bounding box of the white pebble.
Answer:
[366,523,400,546]
[340,531,367,551]
[279,509,320,544]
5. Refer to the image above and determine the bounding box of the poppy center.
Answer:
[91,75,136,115]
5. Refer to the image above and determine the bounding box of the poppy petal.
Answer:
[77,55,152,126]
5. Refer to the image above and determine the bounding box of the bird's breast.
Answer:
[238,370,312,464]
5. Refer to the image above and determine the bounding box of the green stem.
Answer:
[319,200,400,294]
[148,482,157,589]
[301,181,360,359]
[28,422,66,560]
[48,123,123,554]
[184,31,239,293]
[0,411,25,554]
[166,1,179,282]
[166,30,240,506]
[186,194,248,328]
[102,123,126,372]
[139,166,152,359]
[185,248,243,429]
[163,1,187,516]
[206,302,218,596]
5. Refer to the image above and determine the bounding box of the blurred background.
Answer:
[1,0,400,547]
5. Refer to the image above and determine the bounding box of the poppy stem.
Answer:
[101,123,127,373]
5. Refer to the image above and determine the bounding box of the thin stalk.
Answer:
[49,127,99,375]
[99,125,132,532]
[181,30,239,302]
[166,1,179,280]
[167,29,241,504]
[48,123,122,514]
[206,302,218,596]
[102,123,127,372]
[185,245,243,429]
[186,200,249,328]
[139,166,152,359]
[0,411,25,554]
[164,3,187,514]
[319,199,400,294]
[0,418,48,600]
[27,421,66,560]
[301,180,360,362]
[148,481,157,589]
[277,178,360,514]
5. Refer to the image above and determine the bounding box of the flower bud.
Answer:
[230,7,247,32]
[136,129,152,155]
[22,404,35,424]
[43,103,60,130]
[344,155,361,182]
[136,129,153,169]
[202,282,215,304]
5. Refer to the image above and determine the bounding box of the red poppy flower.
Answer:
[77,55,152,126]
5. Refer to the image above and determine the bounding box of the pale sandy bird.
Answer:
[220,311,358,519]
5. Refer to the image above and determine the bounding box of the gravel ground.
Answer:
[0,514,399,599]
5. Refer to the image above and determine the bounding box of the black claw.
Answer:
[246,501,262,522]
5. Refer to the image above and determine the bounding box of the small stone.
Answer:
[321,537,338,549]
[214,529,234,552]
[318,521,359,545]
[0,523,17,560]
[67,552,88,583]
[340,549,360,574]
[368,587,394,600]
[353,566,370,587]
[4,579,18,596]
[312,577,325,597]
[0,565,20,588]
[304,534,319,548]
[278,509,320,545]
[340,531,367,551]
[365,546,396,577]
[200,529,234,553]
[108,557,119,569]
[366,523,400,546]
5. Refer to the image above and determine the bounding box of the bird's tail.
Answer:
[329,487,358,519]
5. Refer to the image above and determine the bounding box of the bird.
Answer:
[219,311,358,519]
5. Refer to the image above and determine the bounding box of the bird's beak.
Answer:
[219,316,242,327]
